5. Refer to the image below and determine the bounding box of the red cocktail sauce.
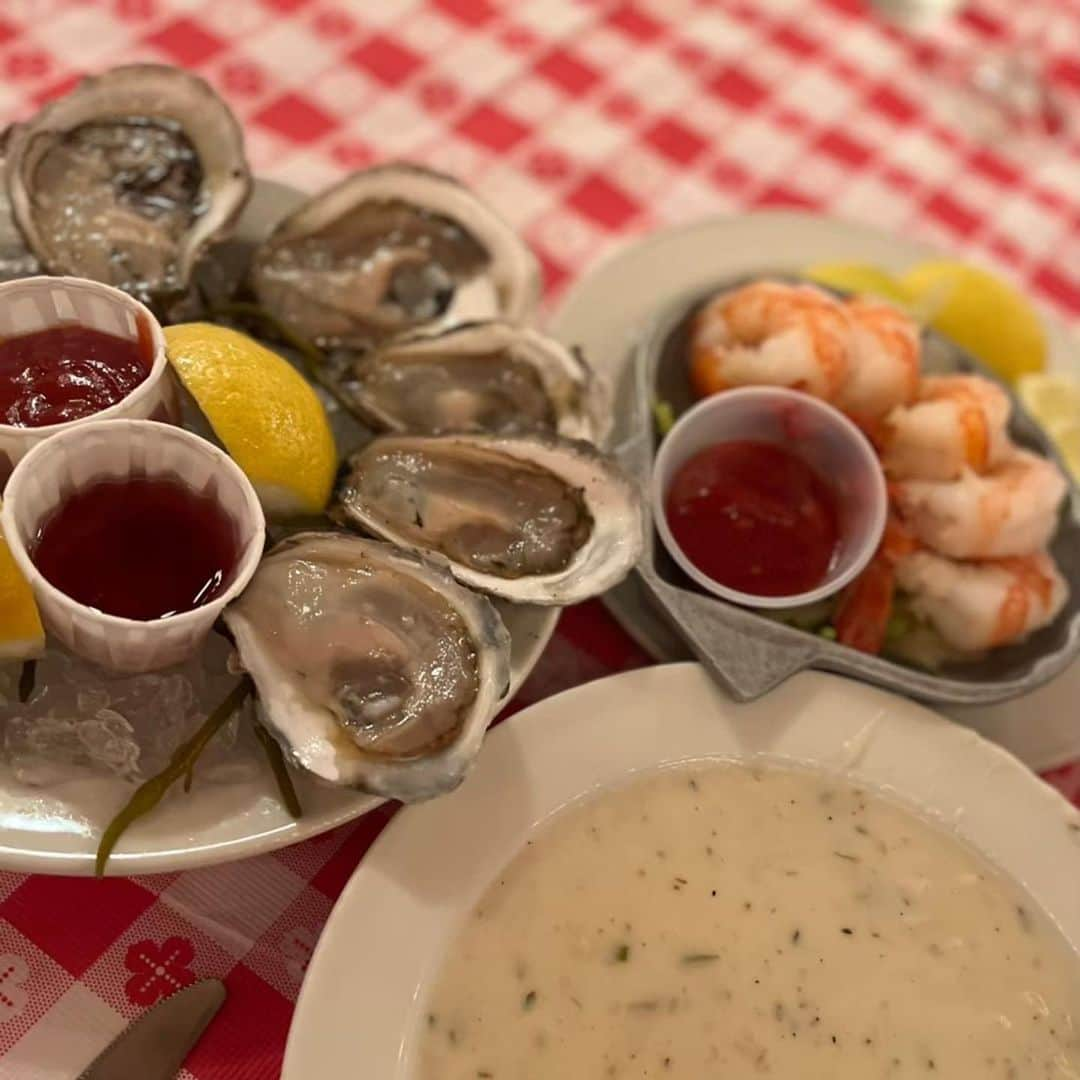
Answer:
[665,439,840,597]
[0,324,153,428]
[31,475,241,621]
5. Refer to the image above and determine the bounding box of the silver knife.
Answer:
[77,979,226,1080]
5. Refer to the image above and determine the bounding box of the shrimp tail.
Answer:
[834,555,896,655]
[689,344,728,398]
[833,515,918,655]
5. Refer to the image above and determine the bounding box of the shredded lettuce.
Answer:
[884,610,913,646]
[757,599,836,633]
[652,399,676,437]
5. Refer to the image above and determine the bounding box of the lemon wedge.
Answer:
[1018,372,1080,481]
[1017,372,1080,431]
[164,323,337,518]
[900,260,1046,383]
[0,502,44,661]
[803,262,913,306]
[1051,423,1080,483]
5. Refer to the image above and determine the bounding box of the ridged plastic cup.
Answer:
[0,275,180,486]
[1,419,265,673]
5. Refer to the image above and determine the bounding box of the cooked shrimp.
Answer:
[895,549,1067,652]
[834,514,919,654]
[690,281,851,401]
[892,448,1067,560]
[834,299,920,427]
[880,374,1012,481]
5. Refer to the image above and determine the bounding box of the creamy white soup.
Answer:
[417,764,1080,1079]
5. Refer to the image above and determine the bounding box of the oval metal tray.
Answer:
[624,279,1080,705]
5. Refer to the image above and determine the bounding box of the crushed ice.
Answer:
[0,632,259,787]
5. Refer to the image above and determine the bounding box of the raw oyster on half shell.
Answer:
[337,320,609,442]
[223,532,510,802]
[335,433,645,606]
[250,164,540,350]
[4,64,251,308]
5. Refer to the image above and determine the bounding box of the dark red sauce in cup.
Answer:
[31,475,241,620]
[0,325,152,428]
[665,439,840,597]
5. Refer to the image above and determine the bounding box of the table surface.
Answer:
[0,1,1079,1077]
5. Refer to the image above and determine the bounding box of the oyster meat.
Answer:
[335,433,645,605]
[5,64,251,307]
[339,320,608,442]
[223,532,510,801]
[250,164,540,349]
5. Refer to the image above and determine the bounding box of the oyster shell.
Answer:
[223,532,511,801]
[0,152,40,282]
[250,164,540,349]
[335,433,645,605]
[5,64,251,307]
[336,320,610,442]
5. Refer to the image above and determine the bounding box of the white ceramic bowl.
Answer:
[282,663,1080,1078]
[0,275,179,485]
[1,419,265,672]
[651,387,887,609]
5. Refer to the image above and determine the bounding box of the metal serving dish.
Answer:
[624,278,1080,705]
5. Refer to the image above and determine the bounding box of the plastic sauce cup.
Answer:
[651,387,887,609]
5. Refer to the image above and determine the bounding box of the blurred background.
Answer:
[0,0,1075,312]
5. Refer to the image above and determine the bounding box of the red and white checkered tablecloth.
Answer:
[0,1,1079,1076]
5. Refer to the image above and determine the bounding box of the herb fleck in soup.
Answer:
[417,764,1080,1079]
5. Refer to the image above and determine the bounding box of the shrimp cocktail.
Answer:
[676,278,1069,667]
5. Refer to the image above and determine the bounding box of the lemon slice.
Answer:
[1051,423,1080,482]
[803,262,913,306]
[1018,372,1080,481]
[900,260,1046,383]
[1018,372,1080,431]
[164,323,337,518]
[0,502,44,661]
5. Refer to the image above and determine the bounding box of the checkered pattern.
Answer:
[0,1,1079,1076]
